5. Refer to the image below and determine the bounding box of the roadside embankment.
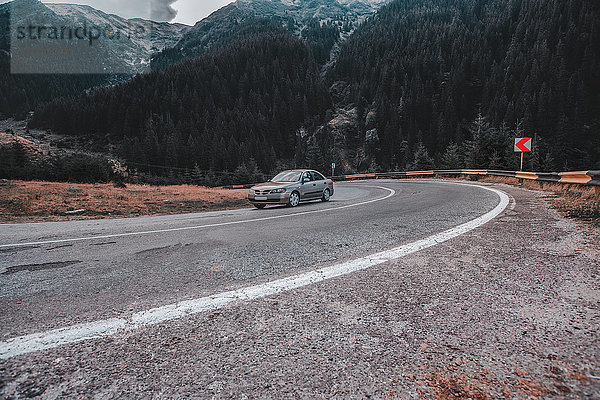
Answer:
[474,176,600,227]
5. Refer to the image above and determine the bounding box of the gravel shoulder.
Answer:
[1,183,599,399]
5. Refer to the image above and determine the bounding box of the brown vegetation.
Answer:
[425,373,493,400]
[467,176,600,227]
[0,180,249,224]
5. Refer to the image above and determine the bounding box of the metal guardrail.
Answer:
[224,170,600,196]
[222,184,254,189]
[332,169,600,194]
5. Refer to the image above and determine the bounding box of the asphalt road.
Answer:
[2,180,599,398]
[0,180,500,343]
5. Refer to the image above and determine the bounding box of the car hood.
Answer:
[251,182,296,190]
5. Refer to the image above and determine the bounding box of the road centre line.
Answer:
[0,185,395,249]
[0,184,509,359]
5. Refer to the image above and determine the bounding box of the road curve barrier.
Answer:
[332,169,600,196]
[222,170,599,197]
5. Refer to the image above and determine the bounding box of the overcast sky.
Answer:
[40,0,234,25]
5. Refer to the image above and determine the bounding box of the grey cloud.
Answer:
[150,0,178,21]
[43,0,179,22]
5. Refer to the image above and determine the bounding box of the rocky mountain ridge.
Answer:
[2,0,190,73]
[151,0,388,70]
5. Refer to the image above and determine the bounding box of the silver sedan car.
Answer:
[248,169,335,209]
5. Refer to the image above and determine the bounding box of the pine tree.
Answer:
[489,151,503,170]
[441,142,462,169]
[192,163,204,186]
[247,158,265,183]
[306,140,324,171]
[409,142,435,171]
[464,114,493,169]
[233,163,252,185]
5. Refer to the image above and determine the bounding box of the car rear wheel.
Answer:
[253,204,266,209]
[288,191,300,207]
[322,188,331,202]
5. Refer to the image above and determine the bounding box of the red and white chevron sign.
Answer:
[514,138,532,152]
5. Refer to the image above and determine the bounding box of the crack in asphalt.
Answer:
[2,261,82,275]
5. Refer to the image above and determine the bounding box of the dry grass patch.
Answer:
[469,176,600,226]
[0,180,249,223]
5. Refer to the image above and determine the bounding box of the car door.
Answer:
[306,171,324,198]
[299,171,316,199]
[312,171,328,195]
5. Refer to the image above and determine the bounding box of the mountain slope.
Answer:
[151,0,387,70]
[0,0,189,118]
[15,0,600,184]
[0,0,111,118]
[328,0,600,170]
[46,3,189,72]
[31,27,331,179]
[5,0,189,73]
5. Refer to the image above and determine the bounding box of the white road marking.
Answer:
[0,185,395,249]
[0,184,509,360]
[509,193,517,211]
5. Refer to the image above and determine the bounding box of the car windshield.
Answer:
[271,171,302,182]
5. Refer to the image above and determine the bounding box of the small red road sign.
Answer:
[332,163,336,169]
[514,138,532,152]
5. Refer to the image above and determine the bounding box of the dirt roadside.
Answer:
[368,183,600,398]
[0,182,598,399]
[0,180,249,223]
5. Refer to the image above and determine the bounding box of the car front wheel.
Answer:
[288,191,300,207]
[253,204,266,209]
[322,188,331,202]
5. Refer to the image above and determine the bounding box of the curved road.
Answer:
[0,180,504,346]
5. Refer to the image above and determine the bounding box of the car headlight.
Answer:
[270,188,286,194]
[249,189,255,194]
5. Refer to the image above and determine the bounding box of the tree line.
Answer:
[407,115,556,172]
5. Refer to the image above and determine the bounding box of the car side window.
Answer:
[303,172,313,182]
[313,172,325,181]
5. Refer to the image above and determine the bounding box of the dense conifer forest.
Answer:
[149,12,281,71]
[0,54,114,119]
[3,0,599,184]
[30,29,331,181]
[330,0,600,171]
